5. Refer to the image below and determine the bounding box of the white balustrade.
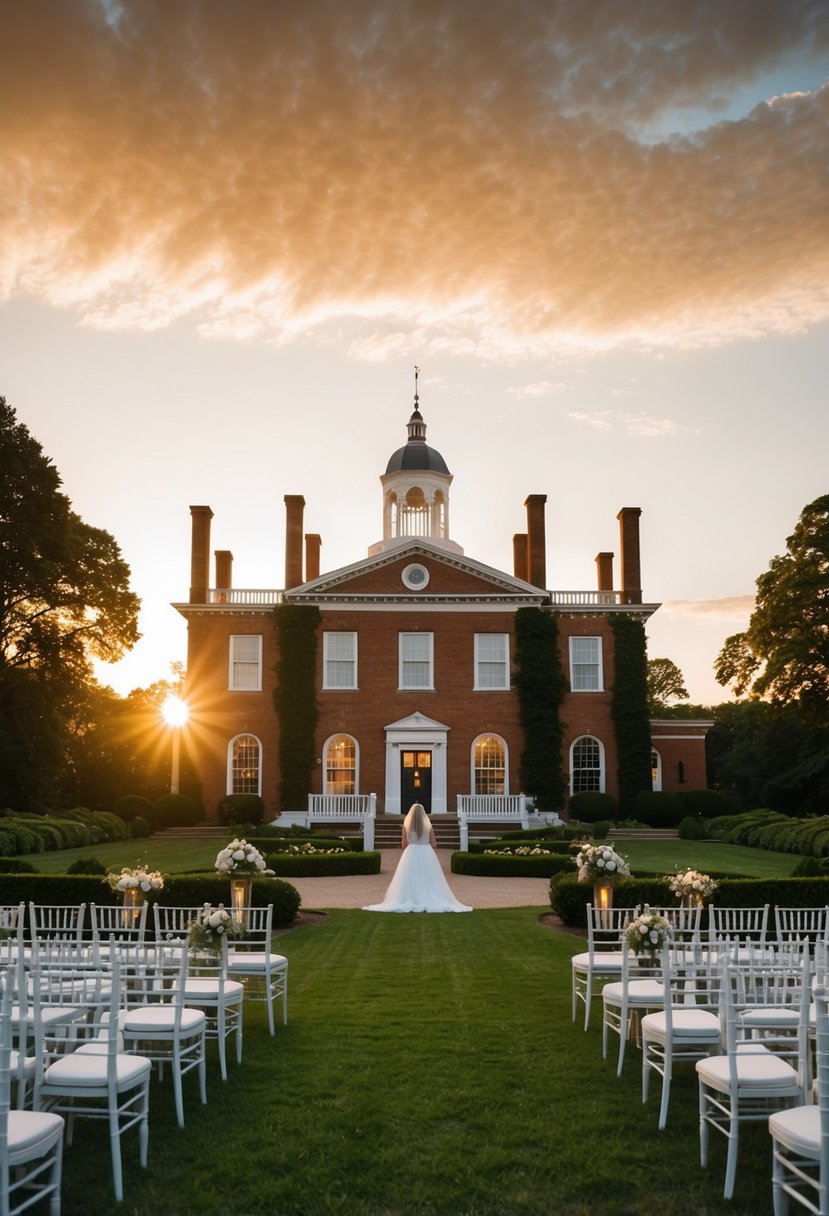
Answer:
[456,794,528,852]
[306,793,377,851]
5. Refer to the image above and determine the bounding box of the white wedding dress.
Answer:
[363,826,472,914]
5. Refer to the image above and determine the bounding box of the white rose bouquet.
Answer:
[667,869,718,899]
[104,865,165,893]
[573,842,631,884]
[186,903,244,953]
[625,911,673,957]
[214,838,274,876]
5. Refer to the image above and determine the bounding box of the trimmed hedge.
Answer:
[549,871,829,928]
[0,873,302,928]
[567,792,617,823]
[452,851,574,878]
[466,838,575,855]
[263,851,382,878]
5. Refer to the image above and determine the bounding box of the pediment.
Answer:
[384,712,450,733]
[286,538,546,603]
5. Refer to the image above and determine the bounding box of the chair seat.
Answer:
[227,952,287,972]
[571,951,624,972]
[696,1044,799,1091]
[739,1006,800,1029]
[123,1007,206,1034]
[641,1008,721,1039]
[603,979,664,1006]
[44,1048,152,1087]
[769,1104,822,1155]
[7,1110,65,1156]
[12,1003,87,1028]
[184,979,244,1001]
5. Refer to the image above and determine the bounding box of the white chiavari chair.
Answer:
[571,904,637,1031]
[226,904,288,1034]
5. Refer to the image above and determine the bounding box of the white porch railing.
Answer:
[306,793,377,851]
[456,794,528,852]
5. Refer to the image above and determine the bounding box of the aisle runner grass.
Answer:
[59,909,773,1215]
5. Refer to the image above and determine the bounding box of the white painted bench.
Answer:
[305,794,377,851]
[456,794,529,852]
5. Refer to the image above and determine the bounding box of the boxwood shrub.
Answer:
[0,873,302,928]
[549,871,829,928]
[452,851,574,878]
[263,851,382,878]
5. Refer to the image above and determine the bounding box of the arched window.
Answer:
[651,749,663,792]
[472,734,507,795]
[228,734,262,796]
[324,734,358,795]
[570,735,605,795]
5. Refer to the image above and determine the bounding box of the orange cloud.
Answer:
[2,1,827,355]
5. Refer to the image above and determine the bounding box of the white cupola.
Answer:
[368,370,463,556]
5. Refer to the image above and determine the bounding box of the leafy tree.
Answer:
[715,495,829,725]
[706,701,829,814]
[0,397,140,809]
[646,657,689,714]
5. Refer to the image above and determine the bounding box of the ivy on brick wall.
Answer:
[610,615,654,815]
[273,604,322,811]
[513,607,567,812]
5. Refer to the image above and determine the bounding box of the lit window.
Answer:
[473,735,507,795]
[323,632,357,689]
[399,632,433,689]
[229,734,261,795]
[229,635,262,691]
[651,749,662,791]
[474,634,509,690]
[324,734,357,795]
[569,637,603,692]
[570,735,604,794]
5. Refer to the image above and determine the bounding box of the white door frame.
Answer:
[384,712,450,814]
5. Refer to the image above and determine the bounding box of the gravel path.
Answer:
[286,848,553,910]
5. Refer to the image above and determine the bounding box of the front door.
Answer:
[400,750,432,814]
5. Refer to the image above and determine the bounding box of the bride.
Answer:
[363,803,472,914]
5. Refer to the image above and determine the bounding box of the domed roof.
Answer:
[384,405,450,475]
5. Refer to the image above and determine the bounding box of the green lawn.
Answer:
[22,835,799,879]
[56,908,778,1215]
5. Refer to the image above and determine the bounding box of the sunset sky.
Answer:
[2,1,828,705]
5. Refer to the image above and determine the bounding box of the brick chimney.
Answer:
[595,551,614,594]
[524,495,547,589]
[189,505,213,604]
[284,495,305,589]
[617,507,643,605]
[512,533,529,581]
[215,549,233,596]
[305,533,321,582]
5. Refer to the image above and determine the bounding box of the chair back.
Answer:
[774,906,829,948]
[643,903,702,943]
[586,904,637,953]
[90,901,149,949]
[0,903,24,936]
[813,985,829,1178]
[31,957,125,1099]
[708,904,769,949]
[719,952,811,1095]
[153,904,205,942]
[228,904,274,950]
[28,902,86,947]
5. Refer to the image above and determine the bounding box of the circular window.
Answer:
[402,563,430,590]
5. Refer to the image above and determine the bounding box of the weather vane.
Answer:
[414,364,420,408]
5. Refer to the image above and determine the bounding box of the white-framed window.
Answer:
[472,734,507,795]
[324,734,358,795]
[569,636,603,692]
[323,632,358,689]
[399,632,434,689]
[651,749,662,792]
[227,734,262,795]
[570,735,605,794]
[474,633,509,690]
[229,635,262,691]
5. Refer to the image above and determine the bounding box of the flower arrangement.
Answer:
[625,910,673,957]
[667,869,718,900]
[573,842,631,884]
[484,846,555,856]
[214,838,274,876]
[104,865,165,892]
[186,903,245,954]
